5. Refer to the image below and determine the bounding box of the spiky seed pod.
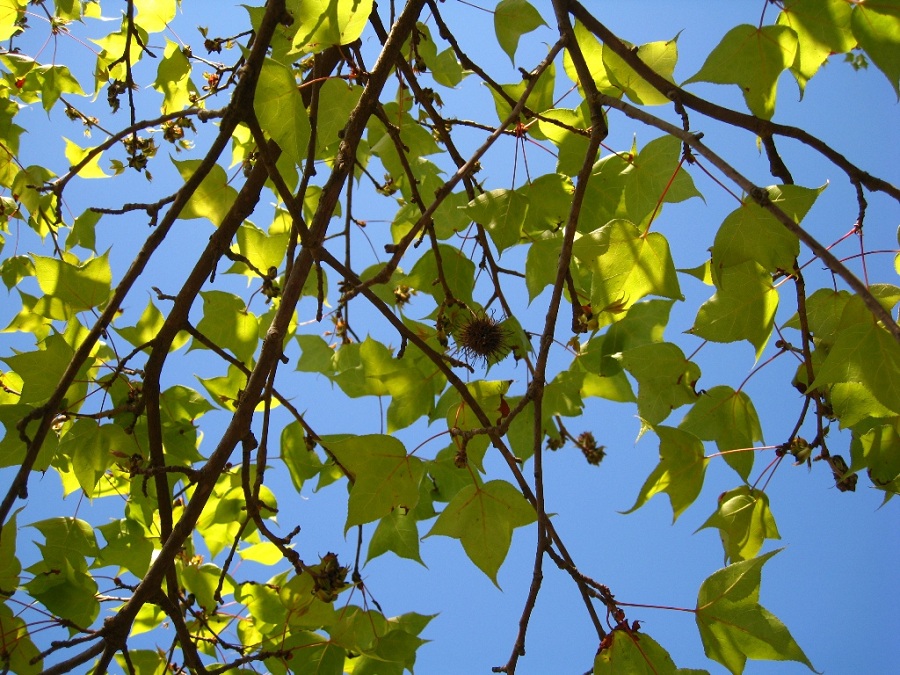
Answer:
[455,313,512,366]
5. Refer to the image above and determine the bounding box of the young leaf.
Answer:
[620,342,700,425]
[573,219,682,318]
[594,628,680,674]
[696,550,816,674]
[291,0,374,54]
[810,318,900,415]
[689,261,779,360]
[254,58,312,168]
[603,37,679,106]
[698,486,781,564]
[624,135,702,225]
[624,426,708,521]
[679,386,764,480]
[172,159,238,225]
[494,0,546,66]
[464,188,529,254]
[851,2,900,98]
[776,0,854,94]
[684,25,799,119]
[33,251,112,311]
[426,479,536,585]
[322,434,425,529]
[154,39,198,112]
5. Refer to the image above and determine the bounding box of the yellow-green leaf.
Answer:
[684,24,798,119]
[426,479,536,585]
[624,426,708,521]
[696,550,815,674]
[322,434,425,530]
[290,0,374,54]
[698,486,781,564]
[63,138,108,179]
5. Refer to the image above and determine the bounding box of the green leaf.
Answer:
[39,64,85,112]
[134,0,176,32]
[314,79,363,154]
[588,299,673,377]
[850,417,900,489]
[0,254,35,290]
[573,220,682,318]
[194,291,259,364]
[680,386,763,480]
[851,1,900,98]
[33,251,112,311]
[0,0,27,41]
[254,58,312,168]
[322,434,425,529]
[1,332,90,407]
[153,39,198,112]
[281,420,324,492]
[603,37,679,106]
[624,135,702,226]
[684,25,799,119]
[562,20,618,97]
[406,244,475,303]
[97,517,153,578]
[116,299,189,351]
[699,487,781,564]
[0,510,20,592]
[494,0,546,66]
[0,603,42,673]
[624,426,708,521]
[777,0,854,93]
[810,317,900,415]
[426,479,536,585]
[367,508,424,565]
[711,184,823,275]
[489,61,556,130]
[290,0,374,54]
[594,629,679,674]
[64,137,108,179]
[689,261,779,359]
[172,159,238,225]
[620,342,700,426]
[464,188,529,254]
[59,419,131,497]
[536,108,592,176]
[696,550,816,674]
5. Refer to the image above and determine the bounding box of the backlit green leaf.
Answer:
[426,479,536,585]
[153,39,198,112]
[322,434,425,529]
[680,386,763,480]
[696,550,815,674]
[684,25,799,119]
[699,487,781,564]
[625,135,702,226]
[603,37,678,106]
[465,188,529,254]
[620,342,700,425]
[851,1,900,98]
[689,261,779,359]
[172,159,238,225]
[494,0,546,65]
[290,0,374,53]
[573,220,682,318]
[254,58,312,168]
[33,251,111,311]
[594,629,679,674]
[624,426,708,521]
[777,0,854,93]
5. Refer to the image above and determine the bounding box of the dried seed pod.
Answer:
[455,313,512,366]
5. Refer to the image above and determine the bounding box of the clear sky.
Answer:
[1,2,897,674]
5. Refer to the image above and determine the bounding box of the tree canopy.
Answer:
[0,0,897,673]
